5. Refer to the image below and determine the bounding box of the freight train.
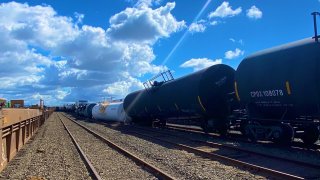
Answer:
[122,14,320,145]
[72,13,320,145]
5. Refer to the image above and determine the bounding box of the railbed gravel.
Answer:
[0,112,92,180]
[161,125,320,166]
[60,115,156,180]
[68,114,265,180]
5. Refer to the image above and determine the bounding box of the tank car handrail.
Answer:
[143,70,174,90]
[311,12,320,42]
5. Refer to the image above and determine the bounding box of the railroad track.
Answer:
[166,123,320,151]
[58,113,175,180]
[126,127,320,180]
[57,114,102,180]
[134,125,320,169]
[62,114,320,179]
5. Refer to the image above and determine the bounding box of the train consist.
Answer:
[68,100,131,123]
[69,14,320,145]
[123,17,320,145]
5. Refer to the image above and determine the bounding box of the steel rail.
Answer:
[128,130,304,180]
[136,125,320,170]
[166,124,320,150]
[60,113,176,180]
[57,114,102,180]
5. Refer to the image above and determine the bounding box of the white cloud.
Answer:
[0,1,185,104]
[209,20,218,26]
[0,2,79,48]
[208,2,242,18]
[224,48,244,59]
[107,2,186,43]
[180,58,222,71]
[103,77,144,97]
[188,22,206,33]
[1,75,43,89]
[246,6,262,19]
[55,89,71,100]
[74,12,84,24]
[134,0,162,7]
[229,38,244,45]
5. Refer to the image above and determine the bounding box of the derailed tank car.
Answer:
[235,38,320,144]
[92,102,130,123]
[77,104,88,117]
[84,103,97,118]
[123,64,235,133]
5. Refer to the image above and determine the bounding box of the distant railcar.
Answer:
[92,102,130,123]
[84,103,97,118]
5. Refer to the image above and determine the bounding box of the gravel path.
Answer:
[68,114,265,180]
[59,114,156,180]
[0,112,92,180]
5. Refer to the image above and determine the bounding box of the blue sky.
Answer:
[0,0,319,106]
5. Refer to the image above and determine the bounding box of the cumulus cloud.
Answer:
[103,77,144,97]
[209,20,218,26]
[134,0,162,7]
[107,2,186,43]
[1,75,43,89]
[0,2,79,48]
[188,22,206,33]
[208,2,242,18]
[180,58,222,71]
[224,48,244,59]
[246,6,262,19]
[0,1,184,105]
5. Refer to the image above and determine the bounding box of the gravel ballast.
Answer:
[162,124,320,166]
[69,114,265,180]
[0,112,92,180]
[59,114,156,180]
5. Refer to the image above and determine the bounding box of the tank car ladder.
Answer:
[143,70,174,90]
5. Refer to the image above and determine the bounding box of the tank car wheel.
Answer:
[301,126,319,145]
[201,119,212,133]
[240,121,248,136]
[218,124,228,136]
[201,124,210,133]
[273,124,294,144]
[159,119,167,128]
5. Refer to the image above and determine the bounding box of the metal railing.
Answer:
[143,70,174,90]
[0,109,53,171]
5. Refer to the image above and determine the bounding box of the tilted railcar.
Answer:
[123,64,235,133]
[92,102,130,123]
[83,103,97,118]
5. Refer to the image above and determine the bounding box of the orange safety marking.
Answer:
[286,81,291,95]
[234,81,240,101]
[197,96,206,112]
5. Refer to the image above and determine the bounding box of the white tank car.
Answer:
[92,102,131,123]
